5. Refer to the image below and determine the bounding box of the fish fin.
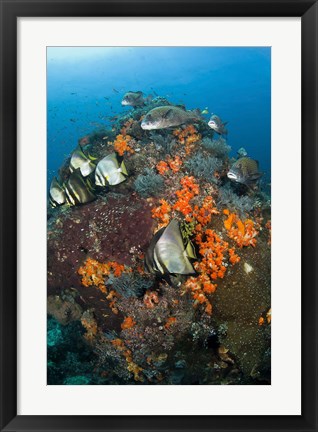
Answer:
[176,104,186,110]
[88,153,98,161]
[157,220,184,251]
[163,108,173,119]
[249,172,263,181]
[120,161,128,176]
[85,177,95,191]
[191,108,204,121]
[136,91,143,95]
[166,274,186,288]
[185,241,197,259]
[75,145,87,155]
[108,172,126,185]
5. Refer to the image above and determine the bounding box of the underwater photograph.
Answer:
[47,47,271,385]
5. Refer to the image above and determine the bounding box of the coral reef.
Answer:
[47,97,271,385]
[108,272,154,298]
[223,209,259,247]
[218,183,255,216]
[134,168,165,198]
[185,152,223,183]
[173,125,201,155]
[111,134,135,156]
[47,293,82,325]
[149,132,177,155]
[201,136,231,158]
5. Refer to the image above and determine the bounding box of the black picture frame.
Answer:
[1,1,317,431]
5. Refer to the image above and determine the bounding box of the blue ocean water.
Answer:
[47,47,271,188]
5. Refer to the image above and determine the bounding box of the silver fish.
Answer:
[70,146,96,177]
[145,219,196,286]
[237,147,248,158]
[95,153,128,186]
[64,169,96,206]
[141,106,201,130]
[227,157,262,186]
[121,91,152,107]
[208,114,228,135]
[49,177,66,207]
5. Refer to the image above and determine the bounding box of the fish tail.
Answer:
[120,160,128,176]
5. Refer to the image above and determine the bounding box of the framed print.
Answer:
[0,1,317,431]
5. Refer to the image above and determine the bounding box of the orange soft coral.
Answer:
[78,258,126,294]
[167,155,183,172]
[81,311,98,341]
[189,196,219,227]
[156,160,169,175]
[171,203,240,317]
[143,290,159,309]
[111,134,134,156]
[151,199,171,228]
[164,317,177,329]
[184,275,214,315]
[228,248,241,265]
[173,125,201,155]
[106,290,119,315]
[78,258,109,293]
[184,229,230,316]
[120,118,134,135]
[173,176,199,216]
[111,338,143,381]
[223,211,258,248]
[194,229,229,280]
[121,316,136,330]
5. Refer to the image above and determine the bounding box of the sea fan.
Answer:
[134,168,164,198]
[108,273,154,298]
[201,137,231,158]
[185,152,223,183]
[149,132,176,155]
[218,183,255,216]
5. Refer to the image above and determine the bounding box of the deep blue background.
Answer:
[47,47,271,187]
